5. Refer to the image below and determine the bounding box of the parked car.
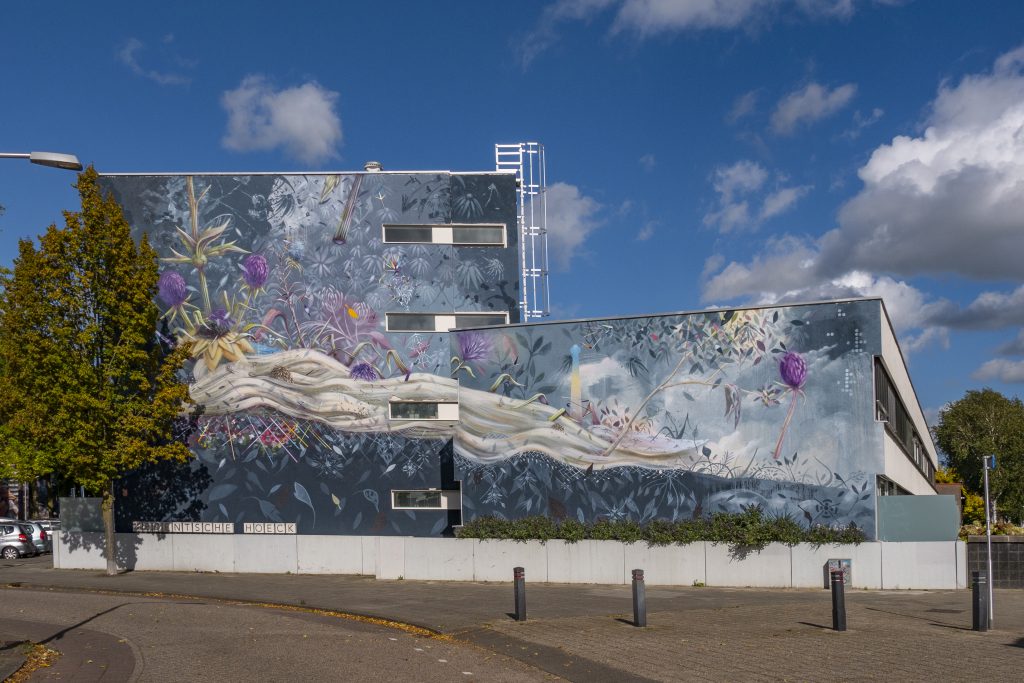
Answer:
[0,522,38,559]
[22,521,51,554]
[31,519,60,532]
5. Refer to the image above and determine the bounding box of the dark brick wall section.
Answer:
[967,537,1024,588]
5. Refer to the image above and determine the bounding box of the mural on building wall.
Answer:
[452,301,884,533]
[105,172,516,535]
[105,170,883,537]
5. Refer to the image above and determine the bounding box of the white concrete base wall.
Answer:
[52,532,967,590]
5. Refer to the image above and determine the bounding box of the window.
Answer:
[388,400,459,421]
[876,475,909,496]
[874,357,934,484]
[383,223,506,246]
[386,312,509,332]
[391,489,460,510]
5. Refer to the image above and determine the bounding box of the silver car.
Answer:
[0,522,38,559]
[23,521,51,554]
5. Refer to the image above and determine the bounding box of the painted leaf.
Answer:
[208,484,237,501]
[293,482,316,527]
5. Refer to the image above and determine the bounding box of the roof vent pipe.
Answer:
[364,161,383,172]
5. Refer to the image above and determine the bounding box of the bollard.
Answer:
[513,566,526,622]
[972,571,989,632]
[830,570,847,632]
[632,568,647,627]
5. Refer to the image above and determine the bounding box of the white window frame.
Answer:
[385,311,509,332]
[382,223,507,247]
[388,400,460,421]
[390,489,461,511]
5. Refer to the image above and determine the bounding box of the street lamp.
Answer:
[0,151,83,171]
[983,453,996,627]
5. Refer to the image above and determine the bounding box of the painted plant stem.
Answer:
[188,177,213,314]
[772,390,801,459]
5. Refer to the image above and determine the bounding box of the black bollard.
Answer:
[632,569,647,627]
[514,566,526,622]
[972,571,989,632]
[830,570,847,632]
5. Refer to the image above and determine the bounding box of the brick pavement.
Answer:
[4,555,1024,681]
[483,596,1024,681]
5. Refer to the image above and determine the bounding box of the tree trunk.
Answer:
[101,483,117,576]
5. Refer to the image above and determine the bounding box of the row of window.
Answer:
[876,475,909,496]
[383,223,506,246]
[391,489,460,510]
[385,312,508,332]
[874,358,936,482]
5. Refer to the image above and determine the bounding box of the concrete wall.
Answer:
[53,531,966,589]
[877,495,959,541]
[879,309,938,493]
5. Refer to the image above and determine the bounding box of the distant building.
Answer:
[101,149,937,540]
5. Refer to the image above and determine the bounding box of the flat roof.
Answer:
[454,297,886,332]
[98,170,517,177]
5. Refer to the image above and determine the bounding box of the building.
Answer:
[100,148,938,542]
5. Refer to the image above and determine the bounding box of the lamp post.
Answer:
[983,454,996,627]
[1,150,82,520]
[0,151,83,171]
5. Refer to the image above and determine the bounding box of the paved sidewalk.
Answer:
[3,554,1023,681]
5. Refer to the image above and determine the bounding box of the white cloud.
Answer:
[974,358,1024,384]
[703,45,1024,348]
[841,107,884,139]
[545,182,603,270]
[117,37,191,86]
[639,153,656,171]
[759,185,812,221]
[727,89,759,124]
[771,82,857,135]
[703,161,809,232]
[636,221,657,241]
[997,330,1024,357]
[519,0,895,67]
[221,75,342,166]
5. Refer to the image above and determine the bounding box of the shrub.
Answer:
[455,507,866,554]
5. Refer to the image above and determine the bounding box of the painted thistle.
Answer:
[457,331,492,363]
[242,254,269,290]
[451,330,493,378]
[773,351,807,459]
[779,352,807,389]
[158,271,188,308]
[349,362,379,381]
[188,308,255,371]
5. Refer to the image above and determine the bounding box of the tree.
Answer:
[0,167,192,575]
[934,389,1024,522]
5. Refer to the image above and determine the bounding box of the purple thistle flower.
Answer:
[158,271,187,308]
[242,254,269,289]
[457,331,492,363]
[779,351,807,389]
[349,362,379,381]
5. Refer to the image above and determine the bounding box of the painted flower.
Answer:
[457,331,492,363]
[779,351,807,389]
[187,309,253,371]
[207,308,234,334]
[158,271,188,308]
[242,254,269,289]
[349,362,379,381]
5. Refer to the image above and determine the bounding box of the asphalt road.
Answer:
[0,587,556,682]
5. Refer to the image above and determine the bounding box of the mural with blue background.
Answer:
[103,172,515,535]
[103,171,882,537]
[452,301,883,535]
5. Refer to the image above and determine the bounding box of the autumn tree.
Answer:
[0,167,192,574]
[934,389,1024,522]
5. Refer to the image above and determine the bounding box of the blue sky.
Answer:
[2,0,1023,422]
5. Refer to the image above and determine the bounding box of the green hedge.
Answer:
[456,507,865,553]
